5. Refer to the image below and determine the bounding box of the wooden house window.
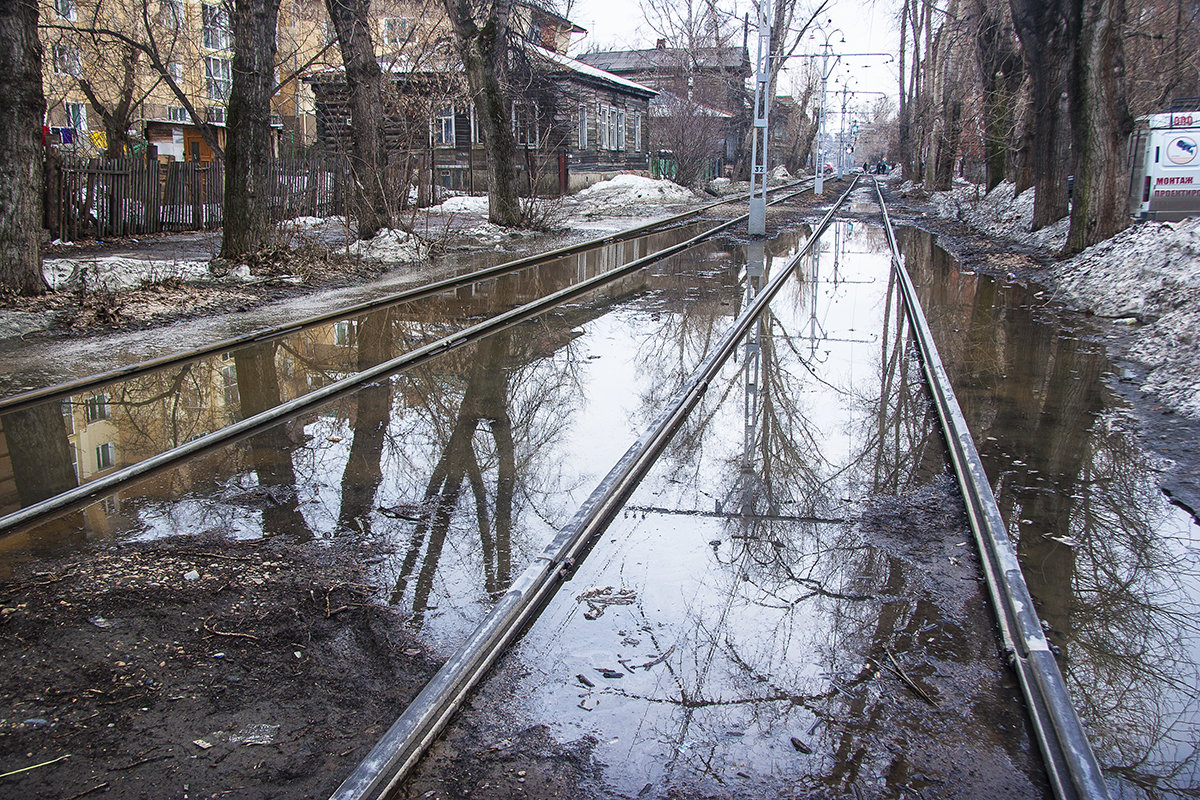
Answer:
[512,101,538,147]
[433,104,455,146]
[578,104,588,149]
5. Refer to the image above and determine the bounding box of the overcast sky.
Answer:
[568,0,901,105]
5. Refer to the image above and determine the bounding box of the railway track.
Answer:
[0,181,811,537]
[0,178,1111,799]
[333,179,1109,800]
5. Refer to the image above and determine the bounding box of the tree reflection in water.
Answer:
[901,226,1200,799]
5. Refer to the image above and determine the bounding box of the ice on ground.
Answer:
[430,195,491,215]
[569,174,696,212]
[346,227,425,262]
[926,180,1069,251]
[1057,218,1200,417]
[43,256,213,291]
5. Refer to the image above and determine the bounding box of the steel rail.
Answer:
[873,179,1110,800]
[0,180,810,415]
[330,178,860,800]
[0,186,813,539]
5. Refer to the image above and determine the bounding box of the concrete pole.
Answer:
[814,46,828,195]
[748,0,772,236]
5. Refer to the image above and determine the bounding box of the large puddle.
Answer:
[1,210,1195,797]
[899,228,1200,799]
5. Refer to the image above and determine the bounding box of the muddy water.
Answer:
[0,224,707,519]
[899,227,1200,800]
[401,220,1045,799]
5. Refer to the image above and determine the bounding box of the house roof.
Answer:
[530,45,657,98]
[648,91,733,118]
[578,46,748,74]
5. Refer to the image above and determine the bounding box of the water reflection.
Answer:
[429,222,1042,798]
[0,227,701,522]
[899,227,1200,799]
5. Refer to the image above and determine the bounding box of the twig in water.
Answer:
[0,753,70,779]
[883,646,937,706]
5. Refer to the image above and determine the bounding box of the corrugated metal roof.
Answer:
[578,46,748,74]
[530,45,658,97]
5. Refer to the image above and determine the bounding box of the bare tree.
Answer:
[1065,0,1132,253]
[441,0,523,227]
[1009,0,1075,231]
[0,0,46,295]
[220,0,282,260]
[970,0,1023,192]
[325,0,392,239]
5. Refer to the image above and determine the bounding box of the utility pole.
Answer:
[748,0,772,236]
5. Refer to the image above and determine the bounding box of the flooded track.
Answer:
[2,179,1197,799]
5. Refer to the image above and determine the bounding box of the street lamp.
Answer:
[809,24,844,195]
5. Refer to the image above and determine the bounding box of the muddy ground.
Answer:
[0,535,439,799]
[0,178,1183,798]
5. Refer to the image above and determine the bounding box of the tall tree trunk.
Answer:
[220,0,281,261]
[443,0,523,227]
[0,0,46,295]
[897,0,910,176]
[1066,0,1132,254]
[973,0,1024,192]
[1010,0,1076,230]
[326,0,392,240]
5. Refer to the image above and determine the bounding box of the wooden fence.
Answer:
[44,154,347,241]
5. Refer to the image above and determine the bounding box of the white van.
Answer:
[1128,111,1200,220]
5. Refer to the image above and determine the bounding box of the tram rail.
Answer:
[0,181,813,538]
[331,178,1110,800]
[0,180,809,416]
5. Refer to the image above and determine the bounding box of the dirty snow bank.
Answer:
[923,179,1070,250]
[346,227,425,262]
[429,195,490,215]
[566,174,697,213]
[1056,218,1200,417]
[44,256,213,291]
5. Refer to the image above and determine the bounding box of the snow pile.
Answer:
[430,195,490,215]
[346,228,424,262]
[569,174,696,213]
[771,165,792,180]
[44,256,212,291]
[928,180,1069,250]
[1057,218,1200,417]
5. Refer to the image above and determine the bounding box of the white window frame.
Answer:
[617,108,627,151]
[84,392,108,422]
[96,442,116,471]
[205,55,232,102]
[432,104,455,147]
[382,17,413,49]
[54,43,82,78]
[634,112,643,152]
[162,0,183,29]
[512,101,538,147]
[167,106,190,122]
[64,101,88,132]
[202,3,232,52]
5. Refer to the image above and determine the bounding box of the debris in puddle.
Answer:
[576,673,595,688]
[578,698,596,711]
[575,585,637,619]
[630,645,675,671]
[596,668,624,679]
[378,504,425,521]
[791,736,813,754]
